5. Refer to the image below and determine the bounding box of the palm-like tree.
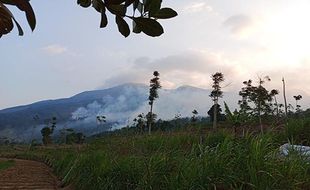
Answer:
[210,72,224,129]
[148,71,161,135]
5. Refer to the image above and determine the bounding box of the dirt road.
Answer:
[0,159,70,190]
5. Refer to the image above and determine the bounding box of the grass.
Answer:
[0,160,15,171]
[0,118,310,189]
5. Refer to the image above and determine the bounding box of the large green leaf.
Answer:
[77,0,91,8]
[133,17,163,37]
[152,8,177,19]
[125,0,135,7]
[92,0,104,13]
[149,0,161,16]
[107,4,126,16]
[115,15,130,37]
[8,0,36,31]
[0,2,23,37]
[0,5,14,36]
[132,20,141,33]
[100,6,107,28]
[105,0,125,5]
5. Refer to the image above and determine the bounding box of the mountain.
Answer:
[0,83,238,141]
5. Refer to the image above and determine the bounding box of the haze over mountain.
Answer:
[1,81,309,143]
[0,83,240,141]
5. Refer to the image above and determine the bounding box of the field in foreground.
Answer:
[1,118,310,190]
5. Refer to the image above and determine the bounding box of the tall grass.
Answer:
[1,122,310,189]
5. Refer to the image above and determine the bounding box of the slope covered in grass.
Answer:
[1,118,310,189]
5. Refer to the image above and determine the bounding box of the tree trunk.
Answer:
[274,96,279,121]
[258,101,263,134]
[148,103,153,135]
[213,100,218,129]
[282,78,288,119]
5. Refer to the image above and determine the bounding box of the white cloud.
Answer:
[183,2,213,13]
[102,50,241,89]
[42,44,68,55]
[223,14,257,38]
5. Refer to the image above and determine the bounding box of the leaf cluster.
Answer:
[0,0,177,38]
[0,0,35,37]
[77,0,178,37]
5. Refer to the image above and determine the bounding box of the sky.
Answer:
[1,0,310,109]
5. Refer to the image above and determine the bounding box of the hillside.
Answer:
[0,83,238,141]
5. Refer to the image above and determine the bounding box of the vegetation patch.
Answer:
[0,160,15,171]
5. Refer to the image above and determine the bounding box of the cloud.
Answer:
[102,50,241,90]
[42,44,68,55]
[223,14,256,38]
[183,2,213,13]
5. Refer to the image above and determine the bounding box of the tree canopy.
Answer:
[0,0,177,38]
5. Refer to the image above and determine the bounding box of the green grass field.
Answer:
[0,118,310,189]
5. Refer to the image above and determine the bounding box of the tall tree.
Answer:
[270,89,279,120]
[147,71,161,135]
[210,72,224,129]
[0,0,177,38]
[238,76,272,133]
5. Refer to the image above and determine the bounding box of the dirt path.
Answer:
[0,159,70,190]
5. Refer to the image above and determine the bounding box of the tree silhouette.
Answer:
[239,76,272,133]
[40,116,56,145]
[207,104,222,123]
[133,113,146,133]
[210,72,224,129]
[0,0,177,38]
[270,89,279,120]
[293,95,302,112]
[147,71,161,135]
[190,109,198,123]
[96,115,106,134]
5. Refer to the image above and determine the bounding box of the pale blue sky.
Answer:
[1,0,310,109]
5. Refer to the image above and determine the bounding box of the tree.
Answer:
[147,71,161,135]
[65,129,85,144]
[209,72,224,129]
[96,115,106,134]
[190,109,198,123]
[270,89,280,120]
[207,104,223,122]
[0,0,177,38]
[133,113,146,133]
[30,114,39,142]
[40,116,56,145]
[293,95,302,112]
[238,76,272,133]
